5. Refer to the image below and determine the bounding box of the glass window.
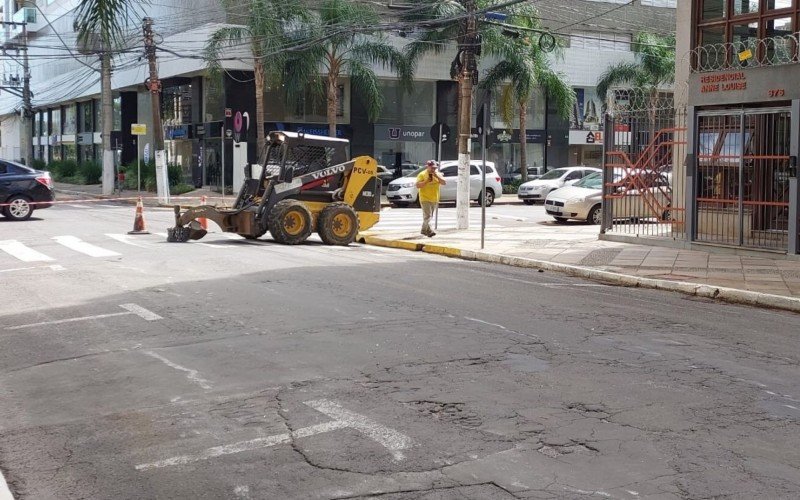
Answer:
[113,95,121,131]
[64,104,77,135]
[702,0,726,18]
[698,132,720,155]
[440,165,458,177]
[469,165,480,175]
[565,170,583,180]
[765,17,794,62]
[731,21,759,66]
[94,98,102,132]
[540,168,568,180]
[377,80,434,126]
[767,0,792,8]
[50,108,61,135]
[733,0,760,16]
[80,101,93,132]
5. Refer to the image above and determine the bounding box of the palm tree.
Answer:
[479,6,575,182]
[283,0,411,137]
[74,0,143,195]
[595,31,676,111]
[205,0,309,154]
[402,1,574,183]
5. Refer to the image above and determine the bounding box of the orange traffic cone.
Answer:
[198,195,208,230]
[128,197,150,235]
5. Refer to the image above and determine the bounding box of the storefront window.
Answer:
[79,101,93,132]
[768,0,792,8]
[64,104,77,135]
[765,16,794,61]
[50,107,61,135]
[113,95,121,131]
[63,143,77,161]
[204,76,224,122]
[374,80,435,166]
[163,84,193,125]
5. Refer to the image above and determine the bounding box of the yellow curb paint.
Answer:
[421,245,462,257]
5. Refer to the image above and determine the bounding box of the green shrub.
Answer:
[32,159,47,171]
[59,160,79,178]
[171,183,195,195]
[79,161,102,184]
[503,179,522,194]
[167,163,184,187]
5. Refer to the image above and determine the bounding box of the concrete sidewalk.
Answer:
[54,182,228,208]
[359,222,800,314]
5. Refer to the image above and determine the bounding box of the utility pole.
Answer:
[143,17,169,204]
[20,22,32,165]
[0,20,34,164]
[456,0,478,230]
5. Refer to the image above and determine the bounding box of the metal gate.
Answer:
[602,93,686,239]
[694,108,791,250]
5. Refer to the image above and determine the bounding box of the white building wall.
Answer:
[1,114,22,161]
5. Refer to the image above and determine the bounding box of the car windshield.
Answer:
[539,169,566,180]
[575,172,602,189]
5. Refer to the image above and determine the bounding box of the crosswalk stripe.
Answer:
[65,204,93,209]
[53,235,120,257]
[0,240,55,262]
[106,233,153,248]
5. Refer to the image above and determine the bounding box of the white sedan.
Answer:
[544,171,672,224]
[517,167,600,205]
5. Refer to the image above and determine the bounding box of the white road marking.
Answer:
[119,303,162,321]
[233,485,251,499]
[305,399,412,461]
[0,264,62,274]
[6,304,161,330]
[465,316,507,330]
[53,235,120,257]
[783,405,798,411]
[0,240,54,262]
[106,233,152,248]
[6,312,131,330]
[0,467,13,500]
[136,399,412,470]
[66,204,93,209]
[143,351,212,390]
[136,421,349,470]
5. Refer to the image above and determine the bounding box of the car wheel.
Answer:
[478,189,495,207]
[4,195,33,221]
[554,217,569,224]
[522,200,535,205]
[588,205,602,225]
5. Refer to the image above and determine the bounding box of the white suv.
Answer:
[386,160,503,207]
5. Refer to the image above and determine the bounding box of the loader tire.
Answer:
[318,202,359,246]
[268,199,313,245]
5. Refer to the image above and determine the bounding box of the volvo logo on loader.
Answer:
[311,164,348,180]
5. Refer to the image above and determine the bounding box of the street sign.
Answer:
[225,108,232,118]
[131,123,147,135]
[430,123,450,144]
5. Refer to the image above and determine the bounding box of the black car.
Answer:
[0,160,55,220]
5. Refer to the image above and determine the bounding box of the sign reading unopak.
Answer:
[131,123,147,135]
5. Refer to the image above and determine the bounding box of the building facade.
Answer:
[679,0,800,254]
[0,0,675,191]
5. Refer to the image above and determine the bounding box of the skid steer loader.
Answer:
[167,131,381,245]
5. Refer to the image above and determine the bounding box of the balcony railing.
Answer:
[690,33,799,73]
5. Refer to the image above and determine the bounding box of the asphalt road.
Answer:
[0,202,799,499]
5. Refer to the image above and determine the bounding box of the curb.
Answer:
[358,235,800,314]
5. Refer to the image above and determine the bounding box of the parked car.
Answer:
[544,170,671,224]
[386,160,502,207]
[376,165,394,193]
[517,166,600,204]
[0,160,55,221]
[500,165,545,184]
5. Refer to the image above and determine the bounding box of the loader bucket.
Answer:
[166,220,207,242]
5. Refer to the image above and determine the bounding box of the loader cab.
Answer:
[263,131,349,184]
